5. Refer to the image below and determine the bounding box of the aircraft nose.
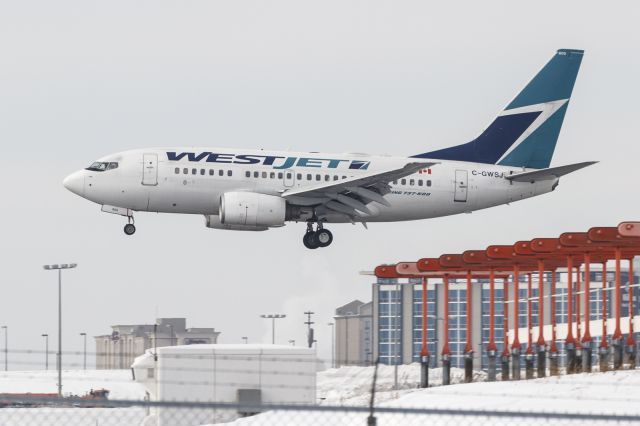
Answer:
[63,171,85,197]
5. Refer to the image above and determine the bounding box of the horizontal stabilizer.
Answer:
[505,161,597,182]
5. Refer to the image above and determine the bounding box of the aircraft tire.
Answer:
[124,224,136,236]
[303,232,319,249]
[316,229,333,247]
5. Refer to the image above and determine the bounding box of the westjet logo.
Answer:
[166,152,370,170]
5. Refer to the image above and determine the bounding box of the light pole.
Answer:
[260,314,286,344]
[43,262,77,397]
[80,333,87,371]
[242,337,248,344]
[327,322,335,368]
[304,311,315,348]
[42,334,49,370]
[1,326,7,371]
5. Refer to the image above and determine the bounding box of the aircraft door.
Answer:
[283,170,295,187]
[454,170,468,202]
[142,153,158,186]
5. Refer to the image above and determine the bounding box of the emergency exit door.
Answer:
[142,153,158,186]
[454,170,468,202]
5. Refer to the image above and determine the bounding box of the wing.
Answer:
[282,161,437,219]
[505,161,597,182]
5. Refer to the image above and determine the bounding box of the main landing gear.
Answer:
[123,215,136,235]
[303,221,333,249]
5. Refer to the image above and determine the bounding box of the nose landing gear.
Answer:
[123,216,136,236]
[303,221,333,249]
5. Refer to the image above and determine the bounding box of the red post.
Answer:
[503,277,510,357]
[488,269,497,351]
[526,273,533,355]
[582,255,592,344]
[443,275,451,355]
[600,262,608,349]
[627,258,636,347]
[613,248,622,340]
[550,270,558,353]
[512,265,521,350]
[566,256,575,344]
[576,266,582,346]
[421,277,429,357]
[537,261,546,347]
[465,270,473,353]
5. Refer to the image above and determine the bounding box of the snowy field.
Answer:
[0,367,639,425]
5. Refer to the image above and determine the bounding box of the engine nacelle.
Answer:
[219,192,286,228]
[204,214,268,231]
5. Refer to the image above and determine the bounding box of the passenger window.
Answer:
[270,172,275,179]
[427,180,432,187]
[393,180,397,185]
[307,174,312,181]
[227,170,232,177]
[200,169,205,176]
[183,168,188,174]
[316,174,321,181]
[245,171,251,178]
[192,168,197,175]
[209,169,214,176]
[409,179,414,186]
[286,172,292,179]
[219,170,224,176]
[175,168,179,174]
[297,173,302,180]
[262,172,267,178]
[254,171,259,178]
[342,176,347,179]
[333,175,339,181]
[325,175,330,181]
[401,179,406,185]
[278,172,283,179]
[418,180,423,186]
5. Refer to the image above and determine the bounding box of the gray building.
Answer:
[95,318,220,369]
[334,300,373,366]
[371,264,639,370]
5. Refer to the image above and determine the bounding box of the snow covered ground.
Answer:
[0,367,639,425]
[219,366,640,426]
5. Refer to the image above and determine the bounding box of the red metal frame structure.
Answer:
[372,221,640,384]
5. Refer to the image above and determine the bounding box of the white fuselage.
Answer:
[64,147,557,225]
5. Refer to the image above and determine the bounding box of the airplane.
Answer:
[63,49,595,249]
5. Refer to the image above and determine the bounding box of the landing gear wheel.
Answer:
[124,223,136,235]
[303,232,318,249]
[315,229,333,247]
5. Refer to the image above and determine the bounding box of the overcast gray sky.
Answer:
[1,0,639,368]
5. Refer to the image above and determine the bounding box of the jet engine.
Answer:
[219,192,286,228]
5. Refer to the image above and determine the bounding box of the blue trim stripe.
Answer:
[413,112,541,163]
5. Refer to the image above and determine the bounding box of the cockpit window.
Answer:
[86,162,118,172]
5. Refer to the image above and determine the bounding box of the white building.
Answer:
[132,344,317,426]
